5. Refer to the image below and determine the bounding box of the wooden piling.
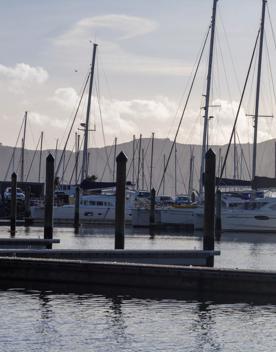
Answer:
[215,189,222,239]
[44,154,54,249]
[74,186,80,231]
[10,172,17,236]
[203,149,216,267]
[115,151,128,249]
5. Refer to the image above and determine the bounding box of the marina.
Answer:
[2,0,276,350]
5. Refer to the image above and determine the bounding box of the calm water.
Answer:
[1,226,276,351]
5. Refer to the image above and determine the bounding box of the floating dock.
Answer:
[0,253,276,300]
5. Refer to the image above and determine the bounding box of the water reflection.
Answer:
[195,302,221,351]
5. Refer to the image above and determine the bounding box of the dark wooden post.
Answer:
[203,149,216,267]
[10,172,17,236]
[215,189,222,239]
[44,154,54,249]
[115,151,128,249]
[24,186,32,226]
[74,186,80,232]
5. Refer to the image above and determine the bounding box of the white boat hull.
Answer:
[194,209,276,232]
[31,205,133,224]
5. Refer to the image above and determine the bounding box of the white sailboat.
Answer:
[31,43,136,224]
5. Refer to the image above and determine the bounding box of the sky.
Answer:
[1,0,276,151]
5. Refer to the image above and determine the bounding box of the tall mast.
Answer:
[199,0,218,195]
[142,148,145,190]
[149,132,154,191]
[75,133,80,185]
[174,143,177,196]
[163,154,166,195]
[81,43,98,182]
[136,134,142,190]
[21,111,27,182]
[188,150,195,196]
[38,131,44,182]
[252,0,266,180]
[112,137,117,182]
[132,135,136,185]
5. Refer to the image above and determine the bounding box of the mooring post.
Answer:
[203,149,216,267]
[115,151,128,249]
[24,186,32,226]
[215,189,222,239]
[10,172,17,236]
[74,186,80,232]
[44,154,54,249]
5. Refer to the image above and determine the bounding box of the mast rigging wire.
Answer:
[218,29,261,185]
[4,116,25,181]
[55,73,90,178]
[25,134,41,181]
[157,25,211,194]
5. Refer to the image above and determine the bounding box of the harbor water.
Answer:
[1,226,276,351]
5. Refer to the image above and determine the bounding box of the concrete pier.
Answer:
[0,256,276,299]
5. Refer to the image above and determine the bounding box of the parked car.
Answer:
[4,187,25,201]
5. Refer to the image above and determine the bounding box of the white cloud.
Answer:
[28,112,51,126]
[0,63,49,94]
[51,87,79,110]
[54,14,158,47]
[52,14,191,76]
[0,63,48,83]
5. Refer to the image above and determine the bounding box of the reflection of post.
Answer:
[203,149,216,267]
[115,152,127,249]
[74,186,80,231]
[44,154,54,249]
[10,172,17,236]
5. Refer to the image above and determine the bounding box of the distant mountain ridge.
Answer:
[0,137,275,195]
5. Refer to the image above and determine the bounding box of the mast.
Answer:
[132,135,136,185]
[112,137,117,182]
[20,111,27,182]
[81,43,98,182]
[252,0,266,180]
[75,133,80,185]
[199,0,218,195]
[174,143,177,196]
[163,154,166,195]
[233,131,237,179]
[38,131,44,182]
[136,134,142,190]
[188,151,195,196]
[142,148,145,190]
[149,132,154,191]
[275,141,276,178]
[54,139,59,162]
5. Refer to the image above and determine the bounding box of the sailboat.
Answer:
[193,0,276,233]
[136,0,219,228]
[31,43,137,225]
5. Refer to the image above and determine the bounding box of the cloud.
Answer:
[28,112,51,126]
[51,87,79,110]
[0,63,49,94]
[54,14,158,47]
[52,14,192,76]
[0,63,48,83]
